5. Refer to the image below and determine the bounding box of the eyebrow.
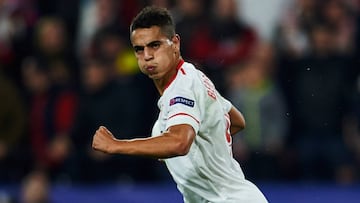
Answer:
[133,40,163,51]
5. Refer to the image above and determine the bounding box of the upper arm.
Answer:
[165,78,200,135]
[228,106,246,135]
[165,124,196,155]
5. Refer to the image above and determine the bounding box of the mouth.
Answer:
[146,65,156,72]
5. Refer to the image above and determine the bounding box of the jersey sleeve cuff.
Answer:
[166,113,200,133]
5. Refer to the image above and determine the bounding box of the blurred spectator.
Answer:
[173,0,207,63]
[146,0,172,8]
[207,0,258,66]
[356,0,360,59]
[20,170,51,203]
[0,0,38,83]
[278,21,356,183]
[21,57,78,181]
[274,0,320,58]
[33,17,78,86]
[321,0,357,54]
[239,0,290,42]
[321,0,359,89]
[344,0,360,178]
[70,57,160,183]
[0,70,28,182]
[35,0,79,45]
[76,0,125,58]
[227,42,289,180]
[0,0,18,69]
[90,27,139,77]
[185,0,258,94]
[343,87,360,183]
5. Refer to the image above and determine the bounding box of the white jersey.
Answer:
[151,60,268,203]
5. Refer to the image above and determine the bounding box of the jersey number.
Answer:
[224,114,232,144]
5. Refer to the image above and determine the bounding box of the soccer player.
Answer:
[92,6,268,203]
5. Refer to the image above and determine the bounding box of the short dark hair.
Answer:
[130,6,175,39]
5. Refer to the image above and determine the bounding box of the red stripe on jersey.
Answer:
[180,68,186,75]
[168,112,200,124]
[164,59,184,90]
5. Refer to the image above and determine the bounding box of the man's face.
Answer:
[130,26,180,80]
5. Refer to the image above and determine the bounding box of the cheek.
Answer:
[136,60,147,74]
[155,50,173,65]
[135,56,144,67]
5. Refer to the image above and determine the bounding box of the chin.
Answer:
[148,73,160,80]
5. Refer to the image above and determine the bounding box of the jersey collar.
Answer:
[163,59,184,91]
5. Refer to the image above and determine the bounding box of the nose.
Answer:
[144,47,154,61]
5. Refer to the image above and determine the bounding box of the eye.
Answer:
[149,42,161,49]
[134,46,144,54]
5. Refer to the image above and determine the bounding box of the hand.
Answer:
[92,126,116,154]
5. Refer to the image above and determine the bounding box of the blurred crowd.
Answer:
[1,0,360,193]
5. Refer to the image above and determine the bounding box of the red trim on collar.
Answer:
[164,59,184,90]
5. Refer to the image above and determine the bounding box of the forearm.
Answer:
[93,125,195,158]
[230,125,243,136]
[112,134,188,158]
[229,106,246,135]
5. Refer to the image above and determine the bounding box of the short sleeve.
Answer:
[164,87,200,134]
[217,91,233,113]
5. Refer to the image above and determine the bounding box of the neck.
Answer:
[154,57,184,95]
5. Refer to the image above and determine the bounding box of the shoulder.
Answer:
[162,62,199,99]
[177,61,202,83]
[182,61,198,73]
[170,62,195,87]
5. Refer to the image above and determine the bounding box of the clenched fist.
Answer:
[92,126,116,153]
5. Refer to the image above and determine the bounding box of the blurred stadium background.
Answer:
[1,0,360,202]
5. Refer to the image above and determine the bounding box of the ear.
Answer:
[172,34,181,50]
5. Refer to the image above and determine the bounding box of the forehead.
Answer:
[131,26,166,45]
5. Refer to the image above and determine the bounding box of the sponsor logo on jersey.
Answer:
[169,97,194,107]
